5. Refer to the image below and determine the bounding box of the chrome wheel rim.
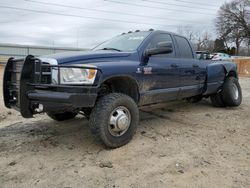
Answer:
[232,83,239,100]
[108,106,131,137]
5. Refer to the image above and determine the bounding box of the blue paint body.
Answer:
[44,30,238,106]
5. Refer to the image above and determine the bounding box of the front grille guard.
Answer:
[3,55,101,118]
[4,55,35,117]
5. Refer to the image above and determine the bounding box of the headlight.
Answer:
[60,67,97,85]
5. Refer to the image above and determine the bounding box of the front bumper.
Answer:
[3,55,99,118]
[28,90,97,112]
[28,90,96,107]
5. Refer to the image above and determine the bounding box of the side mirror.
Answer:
[144,42,173,57]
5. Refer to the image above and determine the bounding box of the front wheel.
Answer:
[89,93,139,148]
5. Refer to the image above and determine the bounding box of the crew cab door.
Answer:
[173,35,204,98]
[140,33,181,105]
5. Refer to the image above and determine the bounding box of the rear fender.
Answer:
[203,61,237,95]
[222,62,238,78]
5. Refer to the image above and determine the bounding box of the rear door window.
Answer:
[174,36,193,59]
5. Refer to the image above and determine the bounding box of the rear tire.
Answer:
[210,76,242,107]
[47,111,77,121]
[89,93,139,148]
[221,77,242,106]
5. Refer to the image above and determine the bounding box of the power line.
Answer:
[142,0,217,11]
[104,0,216,16]
[0,5,177,27]
[173,0,218,7]
[25,0,205,24]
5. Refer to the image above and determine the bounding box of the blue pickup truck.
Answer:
[3,30,242,148]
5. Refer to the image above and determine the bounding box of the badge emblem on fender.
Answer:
[143,67,152,74]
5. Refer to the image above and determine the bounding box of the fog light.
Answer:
[35,104,44,113]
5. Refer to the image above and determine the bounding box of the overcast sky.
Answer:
[0,0,228,48]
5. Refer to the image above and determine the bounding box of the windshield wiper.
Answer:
[101,47,122,52]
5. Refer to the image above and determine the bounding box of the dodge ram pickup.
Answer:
[3,30,242,148]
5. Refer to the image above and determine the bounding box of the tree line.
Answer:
[177,0,250,56]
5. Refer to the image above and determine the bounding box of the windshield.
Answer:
[93,31,150,52]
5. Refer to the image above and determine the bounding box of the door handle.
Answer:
[193,64,199,68]
[171,63,179,68]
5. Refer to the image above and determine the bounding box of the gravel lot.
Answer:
[0,65,249,188]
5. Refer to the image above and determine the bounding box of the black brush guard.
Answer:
[3,55,99,118]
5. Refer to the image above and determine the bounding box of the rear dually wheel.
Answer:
[210,76,242,107]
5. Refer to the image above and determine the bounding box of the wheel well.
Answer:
[99,77,139,103]
[227,71,237,78]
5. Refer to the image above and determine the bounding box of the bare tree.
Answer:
[177,25,214,51]
[216,0,250,55]
[176,25,196,42]
[196,31,214,51]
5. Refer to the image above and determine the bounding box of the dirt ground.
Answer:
[0,65,249,188]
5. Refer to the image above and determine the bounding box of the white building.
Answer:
[0,43,86,63]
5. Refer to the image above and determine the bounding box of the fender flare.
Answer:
[99,75,140,102]
[222,62,238,78]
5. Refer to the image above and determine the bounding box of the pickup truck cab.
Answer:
[3,30,242,148]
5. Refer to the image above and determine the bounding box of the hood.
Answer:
[42,50,132,64]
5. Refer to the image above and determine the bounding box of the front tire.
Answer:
[89,93,139,148]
